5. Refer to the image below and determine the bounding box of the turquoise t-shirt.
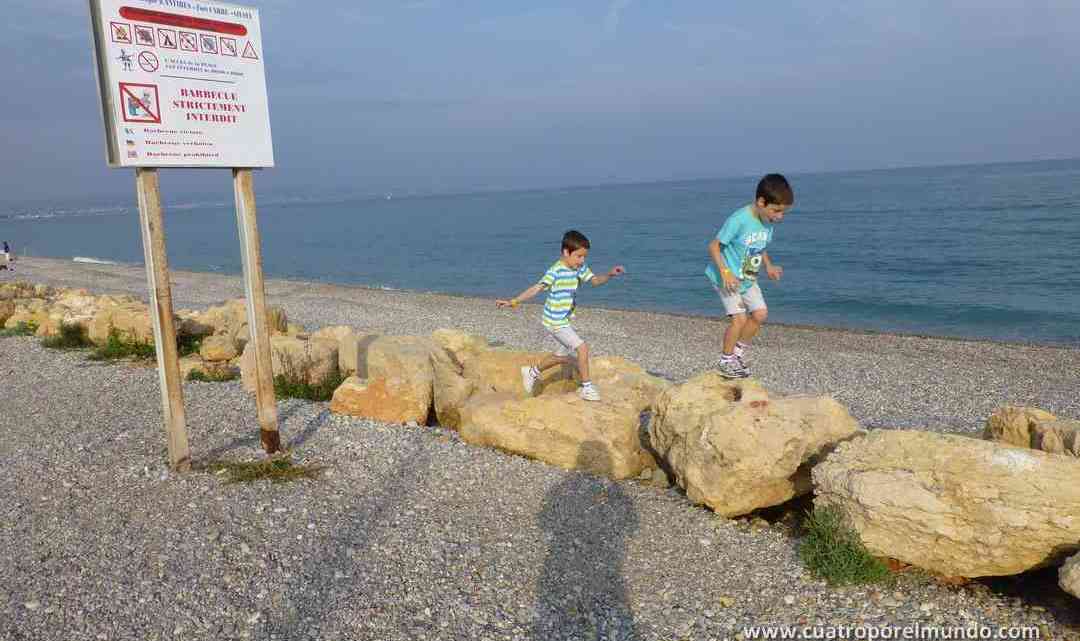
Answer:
[704,205,774,293]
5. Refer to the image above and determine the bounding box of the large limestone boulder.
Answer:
[200,335,239,362]
[329,336,439,424]
[312,325,376,376]
[985,406,1079,458]
[430,348,477,430]
[458,391,657,479]
[984,406,1058,449]
[433,350,669,430]
[649,373,859,517]
[462,350,577,398]
[813,430,1080,577]
[1032,420,1080,457]
[4,299,48,330]
[431,328,489,364]
[88,301,153,345]
[0,300,14,326]
[1061,553,1080,599]
[330,376,425,424]
[240,335,339,391]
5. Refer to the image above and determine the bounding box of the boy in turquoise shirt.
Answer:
[705,174,793,378]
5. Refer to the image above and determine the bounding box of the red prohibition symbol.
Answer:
[138,50,160,73]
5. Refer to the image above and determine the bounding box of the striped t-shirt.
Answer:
[539,260,594,329]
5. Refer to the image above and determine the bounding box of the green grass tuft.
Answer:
[41,324,94,350]
[187,368,239,383]
[88,328,155,361]
[177,333,203,357]
[0,321,38,337]
[799,505,891,586]
[203,455,323,484]
[272,356,344,402]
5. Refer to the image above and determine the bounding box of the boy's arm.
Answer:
[495,283,546,308]
[763,251,783,280]
[589,265,625,286]
[709,239,739,292]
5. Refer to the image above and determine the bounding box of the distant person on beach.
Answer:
[705,173,792,378]
[2,241,11,272]
[497,230,625,401]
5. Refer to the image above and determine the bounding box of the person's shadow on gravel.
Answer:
[534,443,641,640]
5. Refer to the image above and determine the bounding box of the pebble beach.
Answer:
[2,256,1078,641]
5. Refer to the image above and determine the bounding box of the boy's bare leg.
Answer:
[723,313,747,354]
[575,343,590,382]
[738,309,768,344]
[536,354,572,372]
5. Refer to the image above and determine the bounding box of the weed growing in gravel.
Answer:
[186,368,239,383]
[41,324,94,350]
[273,356,344,401]
[0,321,38,337]
[203,455,323,484]
[88,328,155,361]
[799,505,891,586]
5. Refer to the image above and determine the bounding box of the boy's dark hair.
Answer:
[756,174,794,206]
[561,230,590,253]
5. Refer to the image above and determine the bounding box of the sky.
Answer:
[1,0,1079,203]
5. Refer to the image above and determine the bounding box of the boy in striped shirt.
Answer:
[496,230,625,401]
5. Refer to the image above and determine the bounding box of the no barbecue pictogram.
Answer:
[138,50,159,73]
[221,37,238,56]
[110,22,132,44]
[179,31,197,51]
[119,82,161,124]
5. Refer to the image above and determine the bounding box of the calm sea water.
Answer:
[3,160,1079,345]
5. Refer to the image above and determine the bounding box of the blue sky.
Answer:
[2,0,1078,202]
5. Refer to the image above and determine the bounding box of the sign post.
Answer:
[89,0,280,463]
[136,167,191,470]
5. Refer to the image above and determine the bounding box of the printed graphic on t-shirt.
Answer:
[742,248,764,279]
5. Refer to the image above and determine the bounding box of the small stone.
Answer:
[240,543,251,555]
[784,595,796,605]
[718,595,735,608]
[247,612,262,624]
[24,600,41,611]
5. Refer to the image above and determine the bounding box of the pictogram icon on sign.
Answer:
[220,37,238,57]
[117,49,134,72]
[110,22,132,44]
[179,31,197,52]
[119,82,161,124]
[134,24,155,47]
[200,34,218,54]
[158,28,177,49]
[241,41,259,60]
[138,51,159,73]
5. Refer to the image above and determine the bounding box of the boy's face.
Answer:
[561,247,589,269]
[755,197,790,224]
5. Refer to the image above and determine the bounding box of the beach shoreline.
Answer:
[10,255,1079,351]
[7,256,1079,433]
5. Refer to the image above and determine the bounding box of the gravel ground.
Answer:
[2,258,1078,640]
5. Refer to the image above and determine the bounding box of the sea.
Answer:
[3,159,1079,346]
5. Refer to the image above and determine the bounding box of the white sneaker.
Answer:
[521,366,540,395]
[578,383,601,402]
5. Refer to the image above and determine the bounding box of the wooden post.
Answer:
[233,168,281,454]
[135,168,191,471]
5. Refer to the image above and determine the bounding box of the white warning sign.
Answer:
[89,0,274,168]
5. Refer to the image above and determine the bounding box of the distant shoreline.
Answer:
[9,255,1077,352]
